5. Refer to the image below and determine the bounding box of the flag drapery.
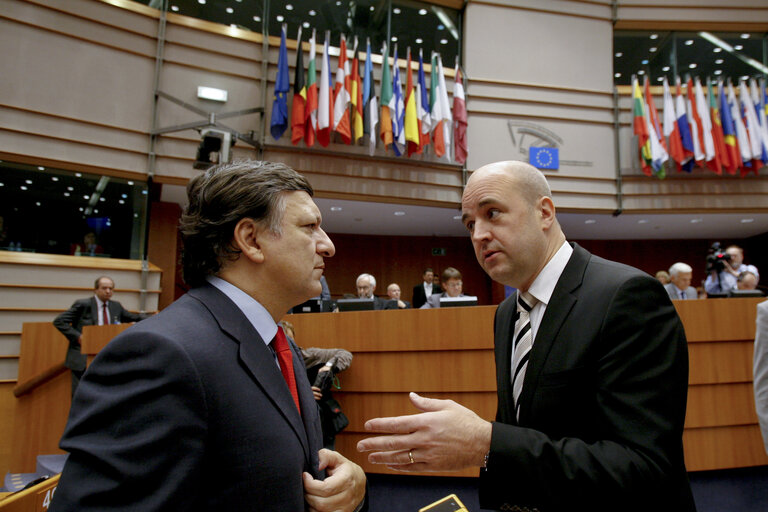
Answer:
[303,29,318,147]
[430,52,452,160]
[417,49,431,150]
[727,80,751,174]
[719,79,742,174]
[685,77,705,165]
[391,44,406,156]
[404,47,421,156]
[333,35,352,144]
[290,26,306,145]
[270,24,290,141]
[643,77,667,177]
[662,77,685,169]
[752,78,768,164]
[362,38,378,156]
[674,78,695,172]
[453,59,467,165]
[705,78,725,175]
[350,37,364,144]
[693,77,717,172]
[317,32,334,147]
[379,43,393,149]
[632,76,651,175]
[739,79,763,174]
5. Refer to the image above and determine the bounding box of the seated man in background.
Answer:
[356,273,391,310]
[705,245,759,294]
[420,267,466,309]
[386,283,411,309]
[53,276,148,397]
[412,268,441,309]
[665,262,697,300]
[737,271,759,291]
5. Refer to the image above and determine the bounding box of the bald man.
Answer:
[358,161,694,511]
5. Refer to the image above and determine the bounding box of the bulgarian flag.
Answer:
[290,26,306,145]
[303,29,317,147]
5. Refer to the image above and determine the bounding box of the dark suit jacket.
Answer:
[51,284,325,511]
[53,297,146,371]
[479,244,695,512]
[411,283,442,309]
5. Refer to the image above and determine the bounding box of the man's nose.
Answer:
[317,228,335,257]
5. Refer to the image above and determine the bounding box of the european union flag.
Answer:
[529,147,559,170]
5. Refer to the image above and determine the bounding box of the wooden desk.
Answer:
[286,298,768,475]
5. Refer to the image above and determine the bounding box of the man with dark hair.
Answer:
[52,161,366,512]
[358,160,694,511]
[53,276,146,396]
[412,267,442,309]
[419,267,467,309]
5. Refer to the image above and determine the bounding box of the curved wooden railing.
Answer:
[12,362,67,398]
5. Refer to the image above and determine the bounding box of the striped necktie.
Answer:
[512,292,538,421]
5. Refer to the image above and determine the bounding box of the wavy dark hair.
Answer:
[179,160,313,287]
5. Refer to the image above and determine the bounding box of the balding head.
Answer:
[461,161,564,290]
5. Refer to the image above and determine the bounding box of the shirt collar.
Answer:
[207,275,276,347]
[527,240,573,307]
[94,296,107,309]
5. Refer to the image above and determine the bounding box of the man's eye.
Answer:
[465,221,474,232]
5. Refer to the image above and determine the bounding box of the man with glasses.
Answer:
[419,267,466,308]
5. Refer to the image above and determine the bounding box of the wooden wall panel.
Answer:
[683,425,768,472]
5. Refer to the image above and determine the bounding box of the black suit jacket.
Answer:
[53,297,146,371]
[411,283,442,309]
[479,244,695,512]
[51,284,325,511]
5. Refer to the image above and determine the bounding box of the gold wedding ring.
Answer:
[408,450,415,464]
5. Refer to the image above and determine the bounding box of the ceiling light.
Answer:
[99,197,105,202]
[64,192,70,197]
[649,47,657,52]
[128,181,134,185]
[51,176,59,181]
[20,185,28,190]
[197,0,205,4]
[662,66,670,71]
[0,183,4,187]
[226,7,233,13]
[657,77,663,82]
[171,5,179,11]
[80,207,84,212]
[25,179,32,184]
[37,166,45,171]
[641,59,649,65]
[416,38,423,44]
[614,72,621,78]
[330,206,342,211]
[741,33,750,39]
[302,21,309,28]
[734,45,743,51]
[638,219,648,224]
[584,219,596,224]
[83,195,90,200]
[615,52,623,58]
[638,70,645,75]
[700,31,768,74]
[394,211,406,216]
[391,36,398,42]
[685,39,694,45]
[650,34,659,40]
[437,24,444,30]
[714,69,722,75]
[418,8,428,15]
[370,6,374,11]
[285,4,293,10]
[119,199,125,205]
[36,202,41,206]
[715,59,724,64]
[713,47,722,53]
[67,186,74,191]
[276,15,284,22]
[689,63,697,69]
[440,39,448,44]
[741,218,754,223]
[253,15,261,21]
[308,10,315,16]
[197,86,228,102]
[75,173,82,177]
[742,75,750,81]
[393,7,401,14]
[690,218,703,223]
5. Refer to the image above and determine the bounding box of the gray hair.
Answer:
[356,273,376,288]
[668,262,692,277]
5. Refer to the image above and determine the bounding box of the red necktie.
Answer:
[102,303,110,325]
[272,327,301,414]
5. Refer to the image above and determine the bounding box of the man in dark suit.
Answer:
[357,161,694,511]
[51,161,366,512]
[386,283,411,309]
[53,276,146,396]
[412,268,442,309]
[356,273,394,310]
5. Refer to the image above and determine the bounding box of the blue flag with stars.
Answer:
[270,24,290,140]
[529,147,559,170]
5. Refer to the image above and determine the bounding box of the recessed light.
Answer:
[394,211,406,216]
[302,21,310,28]
[0,183,4,187]
[119,199,125,205]
[197,0,205,4]
[391,36,398,42]
[67,186,74,191]
[171,5,179,12]
[330,206,342,212]
[64,192,70,197]
[714,70,723,75]
[614,72,621,78]
[437,24,444,31]
[584,219,596,224]
[649,47,657,52]
[685,39,694,45]
[369,6,374,11]
[286,4,293,10]
[80,207,84,212]
[99,197,105,202]
[689,63,697,69]
[83,195,90,200]
[741,33,750,39]
[51,176,59,181]
[127,181,134,185]
[37,166,45,171]
[36,202,41,206]
[440,39,448,44]
[276,15,284,22]
[615,52,623,58]
[25,179,33,184]
[713,47,722,53]
[740,218,754,223]
[638,70,645,75]
[226,7,233,13]
[638,219,648,224]
[308,10,315,16]
[416,38,423,44]
[657,77,663,82]
[453,215,462,220]
[715,59,724,64]
[253,15,261,21]
[393,7,401,14]
[20,185,28,190]
[75,173,82,177]
[418,8,428,15]
[690,218,703,223]
[650,34,659,40]
[662,66,670,71]
[641,59,649,65]
[734,45,743,50]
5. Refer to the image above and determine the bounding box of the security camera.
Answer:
[193,128,235,170]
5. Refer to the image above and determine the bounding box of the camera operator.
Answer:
[705,244,760,295]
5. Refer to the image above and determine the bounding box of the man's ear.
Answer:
[539,196,556,230]
[232,218,266,263]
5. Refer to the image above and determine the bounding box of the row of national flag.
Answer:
[269,25,468,164]
[633,74,768,179]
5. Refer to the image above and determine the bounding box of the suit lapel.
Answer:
[518,243,588,422]
[494,296,517,425]
[89,298,99,325]
[187,285,313,464]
